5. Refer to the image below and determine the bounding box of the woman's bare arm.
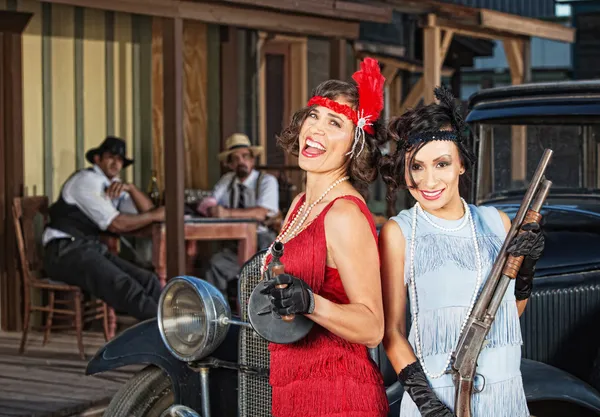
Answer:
[379,220,418,372]
[307,199,385,348]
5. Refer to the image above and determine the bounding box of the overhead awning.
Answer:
[43,0,394,39]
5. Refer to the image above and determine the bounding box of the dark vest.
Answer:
[228,171,264,209]
[47,168,107,240]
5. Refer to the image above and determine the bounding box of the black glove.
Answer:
[507,222,545,301]
[398,361,454,417]
[260,273,315,316]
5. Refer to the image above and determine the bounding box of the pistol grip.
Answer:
[272,265,294,322]
[274,283,295,322]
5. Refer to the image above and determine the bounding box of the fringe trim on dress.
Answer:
[408,299,523,357]
[272,376,388,417]
[405,234,503,285]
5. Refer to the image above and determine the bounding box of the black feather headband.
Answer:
[404,86,467,149]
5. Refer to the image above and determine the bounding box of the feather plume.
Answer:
[434,85,466,140]
[352,58,386,131]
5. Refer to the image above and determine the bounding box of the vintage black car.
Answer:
[86,80,600,417]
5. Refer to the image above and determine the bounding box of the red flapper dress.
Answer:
[265,194,389,417]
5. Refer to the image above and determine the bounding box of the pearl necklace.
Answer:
[408,198,482,379]
[261,176,350,274]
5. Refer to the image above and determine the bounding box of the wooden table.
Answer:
[143,217,258,286]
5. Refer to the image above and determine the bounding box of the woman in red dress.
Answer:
[259,58,389,417]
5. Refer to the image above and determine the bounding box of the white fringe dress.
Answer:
[390,204,530,417]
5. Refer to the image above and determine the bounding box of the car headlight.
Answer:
[158,276,231,361]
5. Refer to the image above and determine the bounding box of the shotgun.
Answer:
[450,149,553,417]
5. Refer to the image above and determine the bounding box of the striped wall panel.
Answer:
[15,0,153,201]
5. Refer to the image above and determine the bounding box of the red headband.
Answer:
[307,58,385,137]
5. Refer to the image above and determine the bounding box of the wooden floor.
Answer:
[0,330,142,417]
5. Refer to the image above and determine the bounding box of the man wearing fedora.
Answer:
[42,136,165,321]
[197,133,280,294]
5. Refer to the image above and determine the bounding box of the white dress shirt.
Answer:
[212,169,279,233]
[42,165,138,245]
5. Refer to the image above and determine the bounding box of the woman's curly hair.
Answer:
[277,79,387,196]
[379,86,476,201]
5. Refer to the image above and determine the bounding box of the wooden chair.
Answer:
[13,196,112,359]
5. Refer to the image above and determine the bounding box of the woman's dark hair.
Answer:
[379,86,476,201]
[277,79,387,195]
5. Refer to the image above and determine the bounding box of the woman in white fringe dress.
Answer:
[377,87,545,417]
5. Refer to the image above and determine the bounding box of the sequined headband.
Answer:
[405,130,459,148]
[307,57,385,158]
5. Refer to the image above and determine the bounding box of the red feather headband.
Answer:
[307,57,385,157]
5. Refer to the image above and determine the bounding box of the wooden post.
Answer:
[522,38,532,84]
[162,17,185,281]
[423,14,440,104]
[330,37,347,80]
[257,32,267,165]
[0,11,32,331]
[220,26,239,151]
[399,24,453,112]
[504,38,527,185]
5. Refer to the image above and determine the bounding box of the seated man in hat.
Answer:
[42,136,165,321]
[196,133,280,295]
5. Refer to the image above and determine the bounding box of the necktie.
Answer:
[238,184,246,209]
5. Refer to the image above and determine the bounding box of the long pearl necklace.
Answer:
[261,176,350,274]
[408,198,482,379]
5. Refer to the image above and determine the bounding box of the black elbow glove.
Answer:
[398,361,455,417]
[506,222,545,301]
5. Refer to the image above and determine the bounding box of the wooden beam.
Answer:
[522,38,532,83]
[257,33,267,166]
[152,18,165,192]
[511,125,527,183]
[43,0,361,39]
[389,0,575,44]
[0,32,5,331]
[440,29,454,60]
[0,11,31,331]
[502,37,527,184]
[504,38,524,85]
[433,16,525,42]
[178,2,360,39]
[289,38,307,171]
[162,17,185,281]
[330,38,347,80]
[397,17,455,112]
[399,77,424,113]
[334,0,393,23]
[357,53,454,77]
[220,27,239,152]
[382,65,398,87]
[480,9,575,43]
[43,0,179,18]
[423,14,441,104]
[212,0,393,23]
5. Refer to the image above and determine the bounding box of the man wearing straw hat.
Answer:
[197,133,280,295]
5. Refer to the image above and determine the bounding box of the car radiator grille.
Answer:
[239,250,272,417]
[520,276,600,378]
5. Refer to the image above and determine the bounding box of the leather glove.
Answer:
[260,273,315,316]
[398,361,454,417]
[507,222,545,301]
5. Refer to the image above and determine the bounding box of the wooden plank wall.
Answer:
[14,0,154,201]
[152,19,209,192]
